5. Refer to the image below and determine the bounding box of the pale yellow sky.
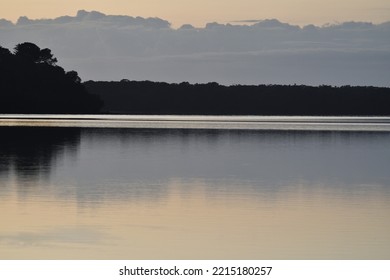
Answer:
[1,0,390,27]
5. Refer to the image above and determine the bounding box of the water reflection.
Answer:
[0,127,80,174]
[1,127,390,201]
[67,129,390,200]
[1,127,390,259]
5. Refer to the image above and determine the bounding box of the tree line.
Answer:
[84,80,390,115]
[0,42,102,113]
[1,42,389,115]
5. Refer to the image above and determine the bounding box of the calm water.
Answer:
[1,116,390,259]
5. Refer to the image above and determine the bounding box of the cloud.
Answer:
[1,10,389,86]
[0,19,13,27]
[14,9,171,29]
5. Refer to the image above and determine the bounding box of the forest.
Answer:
[85,80,390,116]
[1,42,390,115]
[0,43,102,113]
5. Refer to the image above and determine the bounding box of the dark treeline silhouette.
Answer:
[2,42,389,115]
[0,42,102,113]
[85,80,390,115]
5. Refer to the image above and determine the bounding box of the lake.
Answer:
[0,115,390,259]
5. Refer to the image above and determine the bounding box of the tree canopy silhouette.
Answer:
[85,80,390,116]
[14,42,58,65]
[0,42,102,113]
[3,42,388,115]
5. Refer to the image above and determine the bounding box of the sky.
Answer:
[2,0,390,28]
[1,1,389,86]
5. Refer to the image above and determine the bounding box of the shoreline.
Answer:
[1,115,390,131]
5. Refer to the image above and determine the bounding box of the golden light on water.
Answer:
[1,179,389,259]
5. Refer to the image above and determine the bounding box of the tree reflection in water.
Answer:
[0,127,81,182]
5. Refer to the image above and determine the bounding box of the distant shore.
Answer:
[84,81,390,116]
[2,43,389,116]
